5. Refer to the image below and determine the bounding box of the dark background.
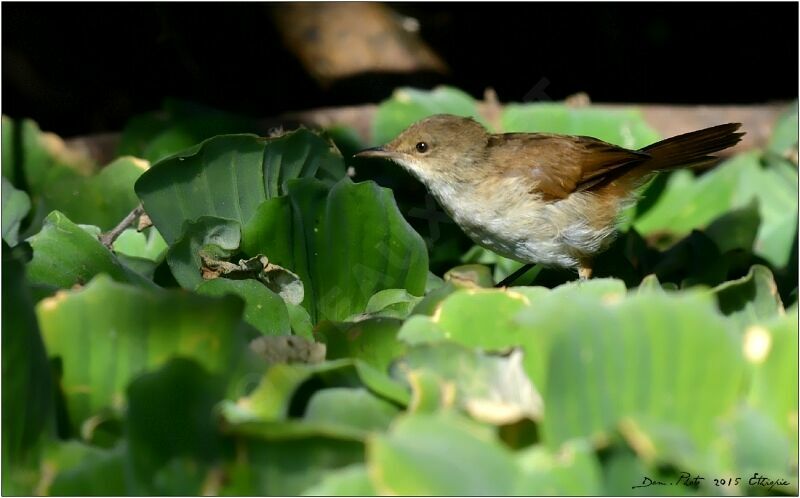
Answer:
[3,2,798,137]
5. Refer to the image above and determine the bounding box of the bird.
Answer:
[355,114,744,286]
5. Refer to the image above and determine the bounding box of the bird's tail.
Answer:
[639,123,744,170]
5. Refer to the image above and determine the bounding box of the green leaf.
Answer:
[302,464,376,496]
[354,360,410,406]
[197,278,291,336]
[2,176,31,246]
[397,344,543,424]
[26,211,155,289]
[444,263,497,287]
[225,435,364,496]
[35,275,251,430]
[2,116,96,194]
[361,288,422,320]
[368,412,518,495]
[315,317,405,371]
[223,360,356,424]
[514,440,604,495]
[118,100,260,163]
[399,288,531,350]
[39,156,147,230]
[135,130,346,244]
[112,227,168,262]
[2,116,15,183]
[242,178,428,322]
[2,247,54,490]
[166,217,241,289]
[712,265,784,328]
[118,101,253,157]
[372,86,485,145]
[288,303,314,339]
[303,387,400,436]
[767,101,799,156]
[501,103,660,148]
[515,291,746,450]
[43,441,127,496]
[746,310,798,440]
[126,358,225,493]
[717,406,794,490]
[703,200,761,254]
[634,151,798,268]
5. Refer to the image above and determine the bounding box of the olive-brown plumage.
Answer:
[356,114,744,282]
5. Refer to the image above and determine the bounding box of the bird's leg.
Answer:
[578,264,593,280]
[495,263,534,288]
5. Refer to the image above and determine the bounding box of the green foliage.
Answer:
[2,247,54,494]
[36,274,252,431]
[27,211,155,289]
[117,99,261,163]
[241,178,429,322]
[3,93,796,495]
[2,176,31,246]
[634,151,798,268]
[372,86,487,144]
[502,103,661,148]
[135,131,346,244]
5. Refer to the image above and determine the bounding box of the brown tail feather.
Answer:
[639,123,744,170]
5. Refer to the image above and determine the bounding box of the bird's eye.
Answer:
[415,142,429,153]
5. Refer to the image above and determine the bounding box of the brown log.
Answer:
[270,3,447,86]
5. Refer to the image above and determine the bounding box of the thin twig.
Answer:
[100,203,144,249]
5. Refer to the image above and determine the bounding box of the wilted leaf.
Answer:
[396,344,543,424]
[166,217,241,289]
[250,335,326,364]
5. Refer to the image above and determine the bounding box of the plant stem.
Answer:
[100,204,144,249]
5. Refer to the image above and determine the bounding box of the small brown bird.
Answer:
[356,115,743,285]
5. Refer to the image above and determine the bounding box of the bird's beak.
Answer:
[354,146,391,159]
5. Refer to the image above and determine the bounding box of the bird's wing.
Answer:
[488,133,650,200]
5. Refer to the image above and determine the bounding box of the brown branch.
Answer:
[100,204,144,249]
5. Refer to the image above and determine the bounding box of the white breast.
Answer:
[427,178,618,268]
